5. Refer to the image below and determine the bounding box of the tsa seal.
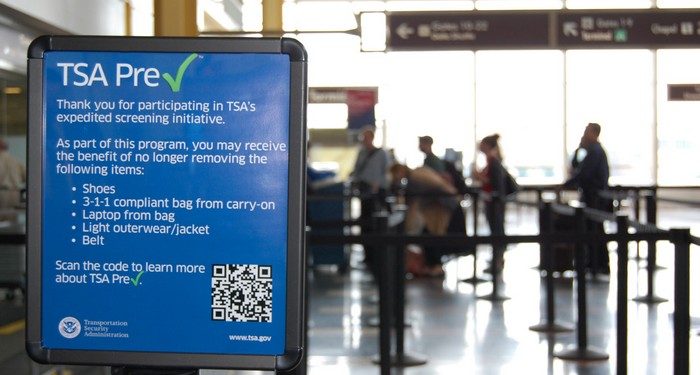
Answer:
[58,317,81,339]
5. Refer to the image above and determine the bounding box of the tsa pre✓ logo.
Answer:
[56,52,200,93]
[58,317,81,339]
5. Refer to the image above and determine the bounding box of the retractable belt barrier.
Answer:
[306,186,698,374]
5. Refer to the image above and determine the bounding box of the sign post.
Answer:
[26,36,307,371]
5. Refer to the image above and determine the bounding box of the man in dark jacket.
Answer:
[564,122,611,274]
[418,135,446,174]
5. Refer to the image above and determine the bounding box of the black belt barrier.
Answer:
[306,188,696,374]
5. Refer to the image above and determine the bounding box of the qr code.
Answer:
[211,264,273,323]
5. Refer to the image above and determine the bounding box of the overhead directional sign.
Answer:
[558,10,700,48]
[384,9,700,50]
[387,11,551,50]
[668,84,700,101]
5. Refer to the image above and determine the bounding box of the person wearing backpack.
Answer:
[473,134,508,272]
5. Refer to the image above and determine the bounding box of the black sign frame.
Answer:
[26,35,307,371]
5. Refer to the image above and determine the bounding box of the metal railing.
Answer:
[305,184,698,375]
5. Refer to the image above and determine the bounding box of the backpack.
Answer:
[443,159,469,195]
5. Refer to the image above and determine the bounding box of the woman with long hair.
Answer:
[473,134,507,272]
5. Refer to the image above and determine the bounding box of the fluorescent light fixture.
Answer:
[284,1,358,32]
[360,12,386,52]
[476,0,562,10]
[200,0,241,31]
[656,0,700,8]
[4,86,22,95]
[565,0,652,9]
[350,0,386,13]
[242,0,263,32]
[386,1,474,11]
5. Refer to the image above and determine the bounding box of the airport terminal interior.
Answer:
[0,0,699,374]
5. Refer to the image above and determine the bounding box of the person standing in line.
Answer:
[473,134,507,272]
[0,138,25,210]
[564,122,611,274]
[389,163,459,277]
[350,127,388,273]
[418,135,446,174]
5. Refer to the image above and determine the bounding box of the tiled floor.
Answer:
[0,204,698,374]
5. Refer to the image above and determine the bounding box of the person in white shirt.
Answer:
[0,138,26,210]
[350,127,388,273]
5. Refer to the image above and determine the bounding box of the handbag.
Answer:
[503,165,519,197]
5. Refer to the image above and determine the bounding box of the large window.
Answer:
[255,0,700,186]
[566,50,655,185]
[475,51,564,183]
[382,51,474,168]
[657,49,700,186]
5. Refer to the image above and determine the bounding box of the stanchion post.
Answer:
[394,226,405,355]
[633,192,667,304]
[530,201,573,333]
[575,207,589,350]
[647,193,658,280]
[670,228,691,375]
[460,191,488,284]
[472,191,479,238]
[392,216,427,367]
[631,189,642,261]
[375,213,392,375]
[371,211,427,369]
[472,193,482,279]
[554,206,608,361]
[616,215,630,375]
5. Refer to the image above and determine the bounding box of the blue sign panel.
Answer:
[42,50,289,354]
[33,43,300,361]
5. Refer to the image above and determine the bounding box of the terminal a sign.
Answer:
[559,10,700,48]
[385,9,700,50]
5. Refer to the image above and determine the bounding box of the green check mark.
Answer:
[130,271,145,286]
[162,53,198,93]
